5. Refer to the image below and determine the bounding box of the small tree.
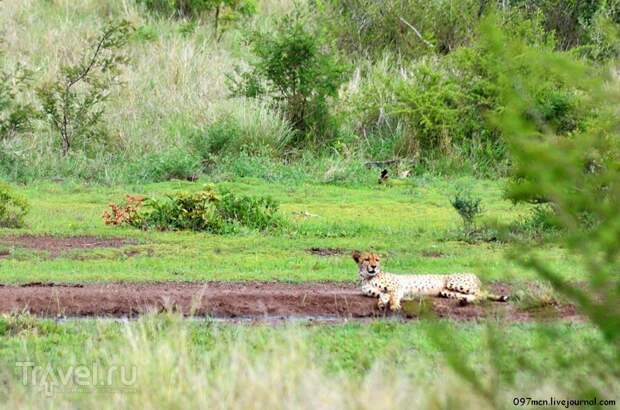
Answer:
[228,9,348,145]
[37,20,132,155]
[451,192,483,234]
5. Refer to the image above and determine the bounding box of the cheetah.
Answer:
[352,250,508,311]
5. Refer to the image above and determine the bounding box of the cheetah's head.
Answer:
[352,251,381,278]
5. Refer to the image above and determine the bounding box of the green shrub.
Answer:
[215,187,283,231]
[450,191,482,237]
[391,60,463,155]
[343,9,587,171]
[140,190,224,232]
[0,57,35,140]
[0,181,28,228]
[577,6,620,61]
[37,20,132,156]
[228,8,348,145]
[105,185,284,233]
[347,56,504,167]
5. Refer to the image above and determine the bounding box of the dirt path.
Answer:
[0,282,580,321]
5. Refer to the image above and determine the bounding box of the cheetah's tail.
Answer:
[485,292,509,302]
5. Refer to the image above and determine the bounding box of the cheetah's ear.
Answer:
[352,250,362,263]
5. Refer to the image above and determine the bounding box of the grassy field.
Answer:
[3,174,603,408]
[0,176,580,284]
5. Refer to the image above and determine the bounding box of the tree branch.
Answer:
[398,17,433,49]
[67,26,117,89]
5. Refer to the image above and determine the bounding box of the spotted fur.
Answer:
[352,251,508,311]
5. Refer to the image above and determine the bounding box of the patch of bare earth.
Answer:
[307,247,347,257]
[421,250,445,258]
[0,282,581,321]
[0,235,136,258]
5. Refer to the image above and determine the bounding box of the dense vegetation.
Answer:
[1,0,618,182]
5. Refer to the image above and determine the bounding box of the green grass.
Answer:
[0,176,581,284]
[0,313,612,409]
[0,316,602,377]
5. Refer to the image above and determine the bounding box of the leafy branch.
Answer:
[37,20,132,155]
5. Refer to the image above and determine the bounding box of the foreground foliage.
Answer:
[432,16,620,406]
[0,314,613,409]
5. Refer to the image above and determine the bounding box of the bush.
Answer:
[510,0,620,53]
[347,57,505,169]
[215,188,283,231]
[37,20,132,156]
[450,191,483,239]
[104,185,284,233]
[0,57,35,140]
[391,60,464,155]
[103,195,145,227]
[578,6,620,61]
[228,8,348,145]
[0,181,28,228]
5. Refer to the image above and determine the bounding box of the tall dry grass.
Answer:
[0,314,509,410]
[1,0,230,150]
[0,0,296,181]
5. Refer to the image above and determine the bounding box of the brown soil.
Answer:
[0,235,135,258]
[421,250,445,258]
[307,247,348,257]
[0,282,581,321]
